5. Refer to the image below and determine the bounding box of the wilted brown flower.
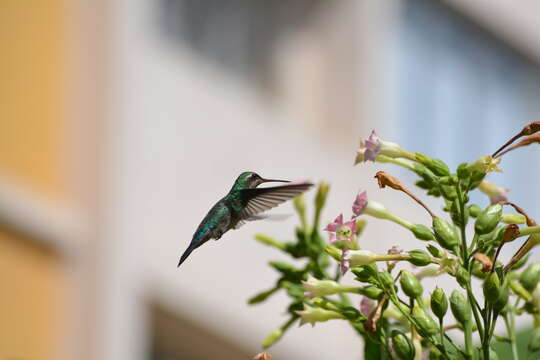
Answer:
[493,121,540,157]
[473,253,493,273]
[503,224,521,243]
[253,352,273,360]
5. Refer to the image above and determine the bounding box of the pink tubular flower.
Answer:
[363,130,381,161]
[352,191,368,218]
[478,180,509,204]
[324,214,356,243]
[360,296,375,317]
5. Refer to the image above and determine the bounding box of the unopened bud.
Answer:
[426,245,443,258]
[413,305,439,337]
[475,204,503,235]
[457,162,471,180]
[501,213,526,224]
[293,195,306,217]
[359,285,384,300]
[400,270,423,299]
[433,217,459,250]
[415,153,450,176]
[411,224,435,241]
[468,204,482,218]
[378,271,395,290]
[324,245,341,261]
[255,234,286,250]
[493,283,509,313]
[407,250,432,266]
[520,263,540,292]
[431,287,448,320]
[483,273,501,304]
[391,330,416,360]
[456,266,470,288]
[529,328,540,352]
[450,290,471,324]
[315,182,330,211]
[262,329,283,348]
[351,263,378,282]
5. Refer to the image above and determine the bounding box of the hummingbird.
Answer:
[178,171,313,267]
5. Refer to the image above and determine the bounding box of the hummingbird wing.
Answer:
[239,182,313,219]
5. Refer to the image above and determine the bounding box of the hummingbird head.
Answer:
[233,171,290,190]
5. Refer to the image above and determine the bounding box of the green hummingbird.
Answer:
[178,171,313,267]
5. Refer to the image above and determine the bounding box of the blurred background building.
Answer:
[1,1,540,359]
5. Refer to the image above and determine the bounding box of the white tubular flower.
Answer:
[295,304,345,327]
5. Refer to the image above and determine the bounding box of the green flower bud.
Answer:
[413,162,438,184]
[450,199,468,227]
[400,270,423,299]
[255,234,286,250]
[450,290,471,324]
[315,182,330,211]
[493,283,509,313]
[411,224,435,241]
[391,330,416,360]
[457,162,471,180]
[413,305,439,337]
[440,185,457,200]
[426,244,443,258]
[427,187,441,197]
[379,271,395,290]
[324,245,341,261]
[359,285,383,300]
[415,153,450,176]
[528,328,540,352]
[475,204,503,235]
[262,328,283,348]
[483,272,501,304]
[456,266,470,288]
[352,263,378,282]
[341,306,363,321]
[408,250,432,266]
[293,195,306,218]
[468,204,482,218]
[509,280,532,302]
[431,287,448,320]
[429,347,443,360]
[520,263,540,292]
[433,217,459,250]
[248,287,278,304]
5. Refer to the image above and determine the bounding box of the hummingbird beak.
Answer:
[261,178,290,183]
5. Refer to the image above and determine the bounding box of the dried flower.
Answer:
[253,352,273,360]
[473,253,493,273]
[360,296,376,317]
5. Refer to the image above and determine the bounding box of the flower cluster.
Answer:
[249,122,540,360]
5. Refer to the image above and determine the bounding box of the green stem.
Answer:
[504,312,519,360]
[464,320,473,358]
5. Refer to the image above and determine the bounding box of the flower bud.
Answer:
[529,328,540,352]
[483,273,501,304]
[255,234,286,250]
[509,280,532,302]
[415,153,450,176]
[352,263,378,282]
[429,347,443,360]
[475,204,503,235]
[456,266,470,288]
[493,283,509,313]
[411,224,435,241]
[450,290,471,324]
[408,250,432,266]
[468,204,482,218]
[391,330,416,360]
[378,271,395,290]
[400,270,423,299]
[501,213,526,225]
[248,287,278,304]
[359,285,384,300]
[457,162,471,180]
[432,217,459,250]
[262,329,283,348]
[431,287,448,320]
[315,182,330,211]
[413,305,439,337]
[520,263,540,292]
[324,245,341,261]
[469,155,501,174]
[426,245,443,258]
[293,194,306,217]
